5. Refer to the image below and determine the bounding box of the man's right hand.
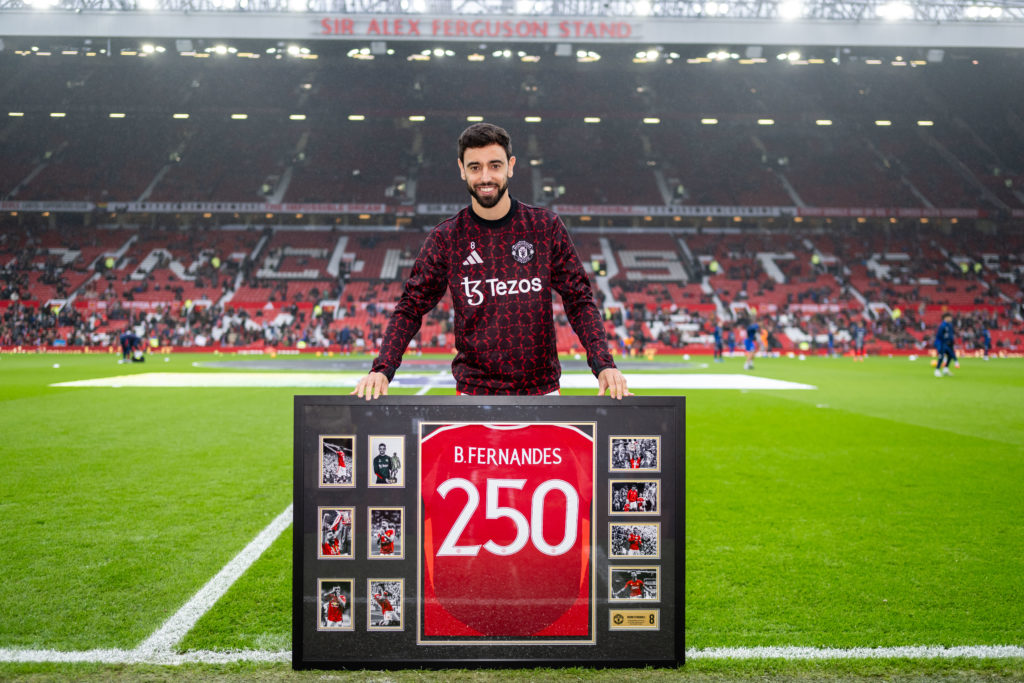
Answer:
[352,372,389,400]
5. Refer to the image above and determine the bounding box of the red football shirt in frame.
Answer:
[419,422,595,644]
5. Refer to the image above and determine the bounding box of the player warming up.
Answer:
[353,122,628,400]
[934,312,957,377]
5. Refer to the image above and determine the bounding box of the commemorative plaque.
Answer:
[293,396,684,668]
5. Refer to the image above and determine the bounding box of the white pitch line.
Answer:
[3,644,1023,665]
[135,503,293,655]
[0,648,290,665]
[686,645,1024,659]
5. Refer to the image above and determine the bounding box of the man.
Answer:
[980,324,992,361]
[354,122,628,399]
[119,329,144,363]
[934,312,957,377]
[372,443,394,484]
[626,527,643,555]
[852,318,867,362]
[324,588,347,628]
[616,571,646,599]
[713,321,724,363]
[743,319,759,371]
[626,485,641,511]
[373,590,400,627]
[378,523,395,556]
[323,443,349,484]
[322,510,348,555]
[321,530,341,556]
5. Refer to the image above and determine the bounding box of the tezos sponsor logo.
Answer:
[461,276,542,306]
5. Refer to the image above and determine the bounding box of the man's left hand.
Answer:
[597,368,631,400]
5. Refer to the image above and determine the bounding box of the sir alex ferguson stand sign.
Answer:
[293,396,684,668]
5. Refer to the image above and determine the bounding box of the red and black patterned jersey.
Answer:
[371,198,615,395]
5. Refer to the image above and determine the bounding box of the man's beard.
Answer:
[467,177,508,209]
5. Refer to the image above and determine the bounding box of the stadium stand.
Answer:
[2,45,1023,354]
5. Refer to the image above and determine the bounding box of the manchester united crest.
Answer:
[512,240,535,264]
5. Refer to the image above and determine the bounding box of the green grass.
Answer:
[1,351,1023,679]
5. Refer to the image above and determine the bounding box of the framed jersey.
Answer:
[418,421,596,645]
[293,396,684,669]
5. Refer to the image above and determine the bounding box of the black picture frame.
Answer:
[293,395,685,669]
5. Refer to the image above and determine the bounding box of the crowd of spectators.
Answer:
[2,220,1023,355]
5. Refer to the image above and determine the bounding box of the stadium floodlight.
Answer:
[635,0,652,15]
[466,115,484,121]
[348,114,365,121]
[700,117,718,124]
[815,119,833,125]
[524,116,542,122]
[138,0,158,9]
[9,112,25,117]
[779,0,803,18]
[408,115,426,121]
[286,45,301,56]
[109,112,126,118]
[583,116,601,123]
[757,118,775,125]
[875,119,892,126]
[642,117,661,124]
[877,1,914,19]
[288,0,305,10]
[917,120,934,126]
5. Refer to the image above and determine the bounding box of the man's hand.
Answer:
[352,372,389,401]
[597,367,631,400]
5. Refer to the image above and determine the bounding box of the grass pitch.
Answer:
[1,350,1022,679]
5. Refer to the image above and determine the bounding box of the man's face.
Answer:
[459,143,515,209]
[379,444,387,454]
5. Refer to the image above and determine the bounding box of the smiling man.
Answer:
[353,122,628,399]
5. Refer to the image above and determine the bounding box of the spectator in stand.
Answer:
[353,122,628,400]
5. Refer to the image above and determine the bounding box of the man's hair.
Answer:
[458,122,512,161]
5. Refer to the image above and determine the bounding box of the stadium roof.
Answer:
[2,0,1024,48]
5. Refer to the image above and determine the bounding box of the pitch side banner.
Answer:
[293,395,685,669]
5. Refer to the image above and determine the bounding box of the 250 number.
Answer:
[435,478,579,557]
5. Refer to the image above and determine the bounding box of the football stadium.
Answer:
[2,0,1024,678]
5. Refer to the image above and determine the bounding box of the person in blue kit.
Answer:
[119,329,145,363]
[725,325,736,357]
[851,319,866,362]
[827,327,835,358]
[980,325,992,361]
[713,322,724,363]
[743,319,759,371]
[934,312,957,377]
